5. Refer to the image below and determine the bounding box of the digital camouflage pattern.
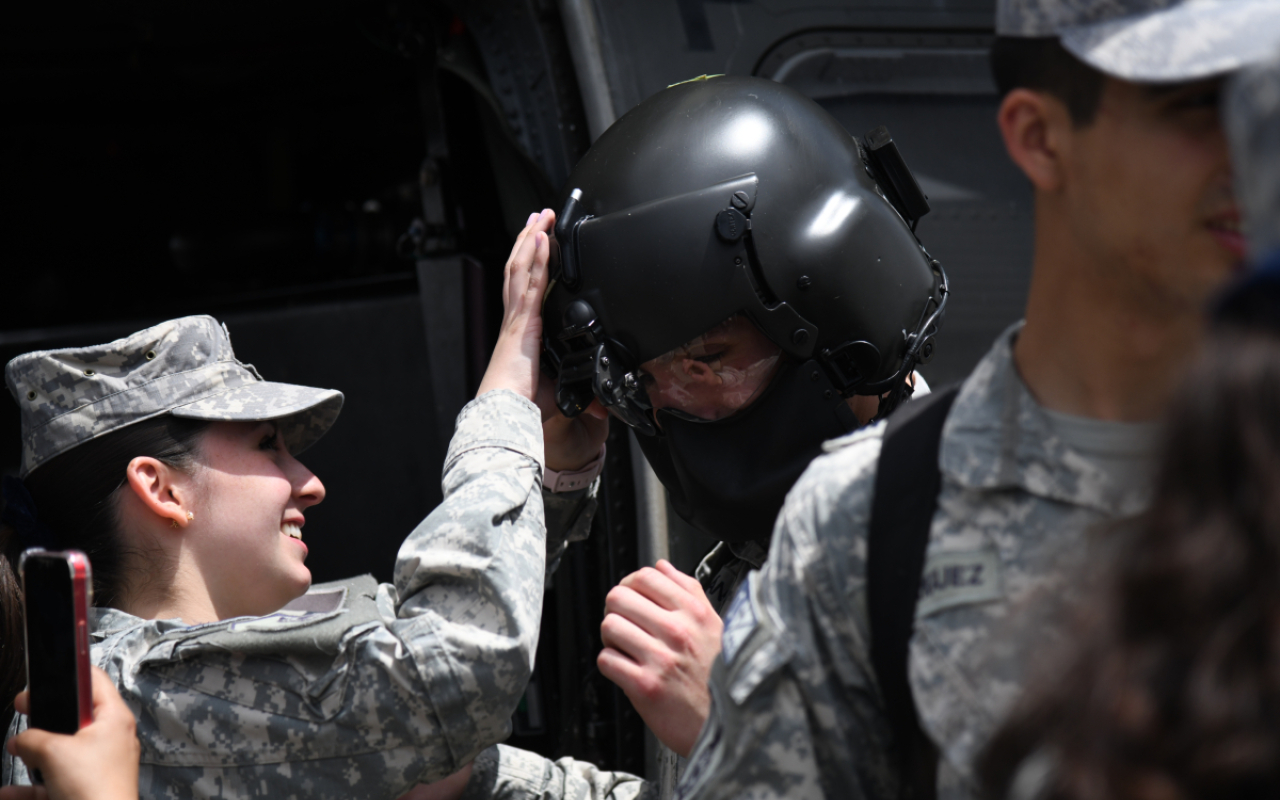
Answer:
[996,0,1176,37]
[401,481,658,800]
[533,483,769,800]
[997,0,1280,84]
[529,377,913,800]
[636,539,771,797]
[4,315,343,477]
[458,744,654,800]
[1227,45,1280,257]
[3,389,548,800]
[676,325,1154,800]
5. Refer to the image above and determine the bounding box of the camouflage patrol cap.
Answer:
[1226,45,1280,259]
[5,315,344,478]
[997,0,1280,83]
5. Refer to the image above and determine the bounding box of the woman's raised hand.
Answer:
[476,210,556,403]
[0,667,141,800]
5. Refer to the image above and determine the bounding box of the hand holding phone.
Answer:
[1,667,140,800]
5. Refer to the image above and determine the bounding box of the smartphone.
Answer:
[19,548,93,735]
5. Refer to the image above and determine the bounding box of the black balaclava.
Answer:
[635,359,857,545]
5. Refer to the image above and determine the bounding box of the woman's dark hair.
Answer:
[0,414,208,732]
[990,36,1106,127]
[23,414,211,607]
[980,331,1280,799]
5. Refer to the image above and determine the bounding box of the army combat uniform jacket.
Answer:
[676,324,1152,800]
[441,482,652,800]
[3,390,554,799]
[442,470,763,800]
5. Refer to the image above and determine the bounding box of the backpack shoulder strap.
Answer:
[867,384,960,800]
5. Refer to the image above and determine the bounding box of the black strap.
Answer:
[867,385,959,800]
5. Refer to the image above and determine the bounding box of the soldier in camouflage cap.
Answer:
[964,45,1280,800]
[5,314,343,478]
[0,211,654,799]
[677,2,1280,800]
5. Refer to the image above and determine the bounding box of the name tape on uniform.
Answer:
[916,548,1002,618]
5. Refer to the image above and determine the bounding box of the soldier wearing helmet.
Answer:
[534,74,946,767]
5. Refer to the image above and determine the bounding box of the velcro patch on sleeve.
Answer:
[916,548,1002,618]
[720,580,758,665]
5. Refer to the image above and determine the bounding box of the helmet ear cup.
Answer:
[820,340,882,391]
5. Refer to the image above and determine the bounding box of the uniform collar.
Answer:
[938,322,1150,516]
[90,605,187,640]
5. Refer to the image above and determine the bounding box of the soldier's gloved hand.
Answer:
[477,209,556,403]
[598,559,724,758]
[0,667,140,800]
[536,372,609,472]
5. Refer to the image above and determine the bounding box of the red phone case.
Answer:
[66,551,93,730]
[20,548,94,732]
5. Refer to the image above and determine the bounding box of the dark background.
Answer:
[1,0,589,581]
[1,0,1024,778]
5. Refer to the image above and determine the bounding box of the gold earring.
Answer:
[170,519,180,529]
[186,511,194,522]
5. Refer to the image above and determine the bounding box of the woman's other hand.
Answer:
[0,667,140,800]
[477,210,555,403]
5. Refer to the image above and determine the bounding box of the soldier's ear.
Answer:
[123,456,193,532]
[998,88,1070,193]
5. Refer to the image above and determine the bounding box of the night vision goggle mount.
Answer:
[548,296,657,436]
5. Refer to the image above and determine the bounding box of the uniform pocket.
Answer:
[152,648,352,724]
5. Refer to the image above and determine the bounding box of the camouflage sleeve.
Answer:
[459,744,654,800]
[543,481,599,583]
[676,425,898,800]
[9,389,552,799]
[385,387,550,767]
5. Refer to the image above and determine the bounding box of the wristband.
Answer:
[544,445,607,492]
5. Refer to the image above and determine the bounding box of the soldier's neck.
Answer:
[117,558,220,626]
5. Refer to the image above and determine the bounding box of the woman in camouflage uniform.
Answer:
[0,211,572,800]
